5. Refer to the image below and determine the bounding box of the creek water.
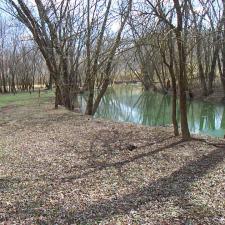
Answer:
[80,84,225,138]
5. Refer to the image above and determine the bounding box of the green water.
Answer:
[80,85,225,138]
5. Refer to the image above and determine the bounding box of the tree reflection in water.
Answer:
[80,85,225,137]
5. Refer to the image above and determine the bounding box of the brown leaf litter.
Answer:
[0,102,225,225]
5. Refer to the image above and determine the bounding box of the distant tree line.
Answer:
[0,18,48,93]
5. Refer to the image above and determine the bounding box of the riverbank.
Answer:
[165,85,225,105]
[0,93,225,224]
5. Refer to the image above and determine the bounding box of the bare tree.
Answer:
[4,0,85,109]
[84,0,132,115]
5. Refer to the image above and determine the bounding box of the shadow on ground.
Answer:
[2,138,224,224]
[63,145,225,224]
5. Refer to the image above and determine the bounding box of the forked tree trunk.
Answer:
[163,32,179,136]
[85,0,112,115]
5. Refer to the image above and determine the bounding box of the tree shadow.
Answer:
[64,146,225,224]
[2,129,224,224]
[0,177,21,192]
[61,131,177,182]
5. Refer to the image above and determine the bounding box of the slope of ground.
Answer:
[0,92,225,224]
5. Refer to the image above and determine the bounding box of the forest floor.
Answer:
[0,92,225,225]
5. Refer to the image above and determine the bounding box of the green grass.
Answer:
[0,91,54,108]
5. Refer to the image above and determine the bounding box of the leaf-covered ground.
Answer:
[0,95,225,224]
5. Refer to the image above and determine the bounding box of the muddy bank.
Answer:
[152,85,225,105]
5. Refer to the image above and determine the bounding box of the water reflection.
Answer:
[80,85,225,138]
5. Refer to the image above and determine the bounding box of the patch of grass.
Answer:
[0,91,54,108]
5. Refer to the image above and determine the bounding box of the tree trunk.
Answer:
[55,85,62,109]
[220,23,225,98]
[172,0,190,139]
[169,65,179,136]
[92,78,109,115]
[176,31,190,139]
[85,80,95,115]
[196,40,208,96]
[48,73,53,90]
[2,71,7,93]
[208,47,220,95]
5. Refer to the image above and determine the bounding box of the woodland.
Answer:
[0,0,225,138]
[0,0,225,224]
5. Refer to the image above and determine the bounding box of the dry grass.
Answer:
[0,98,225,224]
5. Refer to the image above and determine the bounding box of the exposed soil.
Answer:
[0,101,225,224]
